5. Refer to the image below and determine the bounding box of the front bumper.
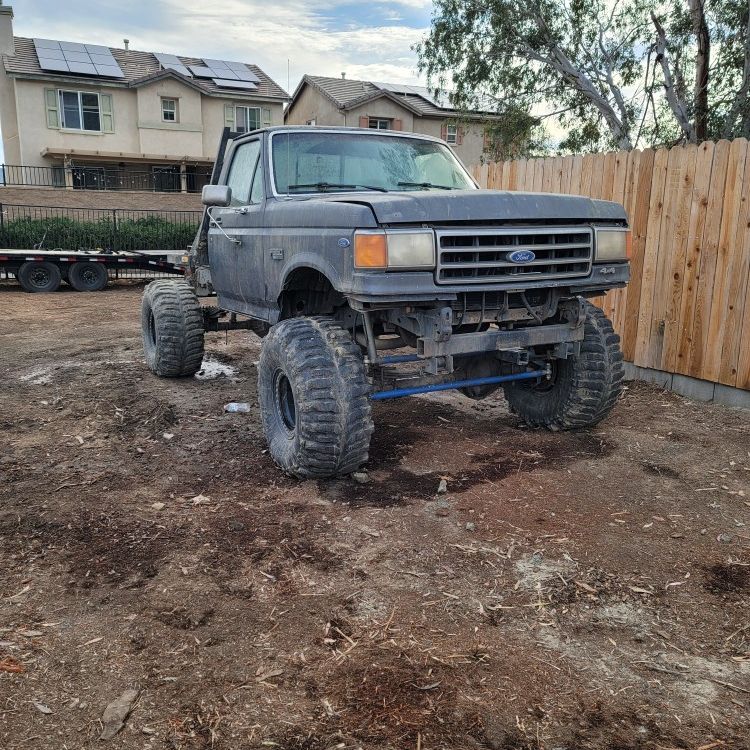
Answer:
[417,320,584,358]
[348,262,630,304]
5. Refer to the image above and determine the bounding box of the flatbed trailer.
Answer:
[0,248,185,292]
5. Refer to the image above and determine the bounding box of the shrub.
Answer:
[0,214,199,252]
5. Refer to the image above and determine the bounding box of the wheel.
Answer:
[258,316,373,478]
[68,261,108,292]
[17,261,62,293]
[141,279,205,377]
[504,301,624,429]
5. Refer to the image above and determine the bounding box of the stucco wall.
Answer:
[285,84,345,126]
[344,99,416,130]
[5,76,286,168]
[414,118,486,169]
[285,84,487,167]
[15,78,141,166]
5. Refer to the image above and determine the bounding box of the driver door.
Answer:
[208,138,267,317]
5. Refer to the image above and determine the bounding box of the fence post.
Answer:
[0,202,4,238]
[111,209,118,252]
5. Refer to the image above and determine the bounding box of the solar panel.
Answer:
[34,38,62,50]
[64,50,91,63]
[37,57,70,73]
[196,59,260,83]
[155,53,192,77]
[188,65,214,78]
[60,41,87,53]
[212,78,258,90]
[373,81,444,107]
[33,39,124,78]
[68,61,98,75]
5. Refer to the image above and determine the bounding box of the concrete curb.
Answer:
[623,363,750,410]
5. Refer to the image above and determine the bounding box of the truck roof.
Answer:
[237,125,447,146]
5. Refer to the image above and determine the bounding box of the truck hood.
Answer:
[323,189,627,225]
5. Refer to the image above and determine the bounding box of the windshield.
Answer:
[271,131,477,194]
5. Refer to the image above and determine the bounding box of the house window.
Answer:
[445,124,458,144]
[59,90,101,131]
[368,118,390,130]
[161,98,177,122]
[235,106,261,133]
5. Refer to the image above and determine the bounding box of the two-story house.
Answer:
[284,74,497,167]
[0,4,288,191]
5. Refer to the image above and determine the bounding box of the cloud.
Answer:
[10,0,431,92]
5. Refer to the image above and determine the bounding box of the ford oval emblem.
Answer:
[337,237,351,248]
[508,249,536,264]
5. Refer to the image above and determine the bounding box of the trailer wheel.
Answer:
[141,280,204,377]
[17,261,62,293]
[258,316,373,478]
[68,261,109,292]
[504,301,624,429]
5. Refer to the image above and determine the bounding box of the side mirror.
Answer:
[202,184,231,207]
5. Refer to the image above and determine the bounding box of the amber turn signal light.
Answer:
[354,232,387,268]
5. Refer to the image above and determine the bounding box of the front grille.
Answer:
[436,226,593,285]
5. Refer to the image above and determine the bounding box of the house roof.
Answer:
[2,37,289,101]
[288,74,495,120]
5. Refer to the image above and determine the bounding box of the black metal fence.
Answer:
[0,203,202,252]
[0,163,212,193]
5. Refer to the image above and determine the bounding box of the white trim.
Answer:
[58,89,102,132]
[161,97,178,122]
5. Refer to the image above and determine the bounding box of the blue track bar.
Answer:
[371,369,547,401]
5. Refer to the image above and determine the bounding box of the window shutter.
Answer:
[100,94,114,133]
[457,127,465,145]
[483,129,490,149]
[392,118,402,131]
[224,103,235,129]
[45,88,60,129]
[441,123,448,141]
[262,107,272,127]
[359,115,369,128]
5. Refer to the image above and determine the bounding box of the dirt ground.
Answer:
[1,282,749,750]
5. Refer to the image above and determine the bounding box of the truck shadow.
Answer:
[318,398,614,507]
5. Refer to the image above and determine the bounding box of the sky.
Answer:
[8,0,433,97]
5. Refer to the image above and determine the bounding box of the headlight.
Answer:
[354,230,435,270]
[595,228,632,262]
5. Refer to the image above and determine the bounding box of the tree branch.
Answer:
[651,11,697,143]
[722,0,750,138]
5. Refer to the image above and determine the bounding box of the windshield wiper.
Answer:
[397,181,456,190]
[287,182,388,193]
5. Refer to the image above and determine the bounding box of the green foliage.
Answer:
[0,215,198,252]
[418,0,750,155]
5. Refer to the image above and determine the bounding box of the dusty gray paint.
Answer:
[205,127,629,323]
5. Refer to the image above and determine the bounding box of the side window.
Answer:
[225,140,261,206]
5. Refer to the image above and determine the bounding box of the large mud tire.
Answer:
[258,316,373,478]
[504,301,624,429]
[18,261,61,293]
[141,280,205,377]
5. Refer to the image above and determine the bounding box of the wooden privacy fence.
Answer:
[471,140,750,392]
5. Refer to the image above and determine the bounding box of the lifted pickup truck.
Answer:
[142,126,630,478]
